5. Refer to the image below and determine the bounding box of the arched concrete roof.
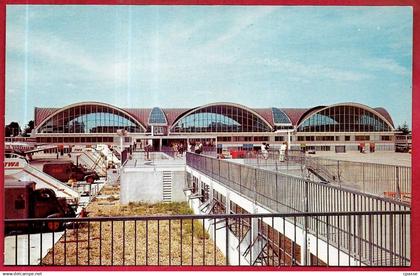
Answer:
[296,102,395,130]
[35,101,147,132]
[170,102,274,132]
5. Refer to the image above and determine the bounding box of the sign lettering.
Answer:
[4,162,20,168]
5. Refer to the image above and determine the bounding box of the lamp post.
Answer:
[116,129,129,153]
[275,129,293,150]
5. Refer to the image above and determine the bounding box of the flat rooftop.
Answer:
[123,152,186,169]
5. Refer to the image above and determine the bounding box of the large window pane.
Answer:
[297,105,391,133]
[38,105,144,134]
[171,105,271,133]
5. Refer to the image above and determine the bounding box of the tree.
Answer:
[5,122,21,137]
[22,120,35,137]
[396,121,410,135]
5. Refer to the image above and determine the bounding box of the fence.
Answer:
[72,182,103,205]
[125,150,179,165]
[240,151,411,203]
[186,152,410,266]
[4,211,410,266]
[187,153,410,212]
[160,147,178,159]
[287,154,411,203]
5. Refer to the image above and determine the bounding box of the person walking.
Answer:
[261,143,269,160]
[178,143,184,157]
[279,142,287,162]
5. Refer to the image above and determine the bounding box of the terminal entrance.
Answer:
[152,139,160,151]
[133,137,217,153]
[161,137,217,153]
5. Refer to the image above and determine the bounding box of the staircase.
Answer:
[162,171,172,202]
[305,158,336,183]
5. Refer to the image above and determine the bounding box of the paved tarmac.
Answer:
[311,151,411,167]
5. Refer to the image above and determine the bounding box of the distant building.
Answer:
[33,101,396,152]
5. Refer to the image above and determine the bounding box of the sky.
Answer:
[5,5,413,128]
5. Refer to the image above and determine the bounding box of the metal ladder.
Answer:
[162,171,172,202]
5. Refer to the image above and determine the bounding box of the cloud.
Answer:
[250,57,371,82]
[8,27,98,72]
[7,25,140,90]
[6,6,411,100]
[361,58,410,76]
[204,7,278,48]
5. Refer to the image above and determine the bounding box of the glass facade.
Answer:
[297,106,392,132]
[148,107,167,125]
[272,107,291,125]
[37,104,145,134]
[170,105,272,133]
[37,136,115,143]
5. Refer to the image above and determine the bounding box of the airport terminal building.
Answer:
[33,101,396,152]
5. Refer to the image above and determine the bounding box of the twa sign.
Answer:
[4,159,27,170]
[5,161,20,168]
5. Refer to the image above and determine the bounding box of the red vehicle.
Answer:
[5,178,76,233]
[42,161,99,184]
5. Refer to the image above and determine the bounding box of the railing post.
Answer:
[228,161,231,185]
[303,180,309,266]
[218,159,221,182]
[211,155,214,178]
[225,217,230,265]
[239,164,242,194]
[337,160,341,183]
[396,166,401,200]
[254,168,257,204]
[362,163,365,193]
[275,173,278,211]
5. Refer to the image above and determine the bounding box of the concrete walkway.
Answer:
[4,231,64,265]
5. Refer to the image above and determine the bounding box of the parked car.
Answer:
[43,161,99,184]
[5,178,76,233]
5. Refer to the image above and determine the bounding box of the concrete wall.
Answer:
[120,166,186,204]
[171,170,187,201]
[120,169,162,203]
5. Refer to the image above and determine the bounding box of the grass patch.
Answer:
[42,185,223,265]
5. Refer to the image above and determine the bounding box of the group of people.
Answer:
[188,141,204,154]
[171,142,185,158]
[258,142,289,161]
[169,141,205,157]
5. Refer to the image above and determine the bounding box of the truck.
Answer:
[42,161,99,184]
[5,178,76,233]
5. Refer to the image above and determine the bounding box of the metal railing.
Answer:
[4,211,410,266]
[127,150,177,163]
[287,154,411,203]
[239,151,411,203]
[160,146,178,159]
[187,153,410,212]
[72,182,103,205]
[186,152,410,265]
[5,137,37,143]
